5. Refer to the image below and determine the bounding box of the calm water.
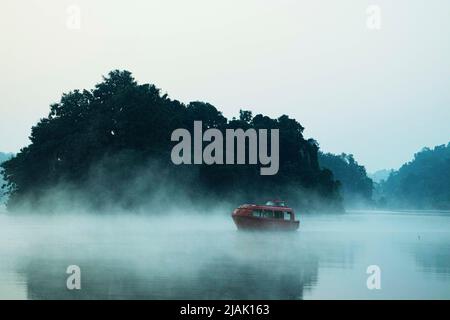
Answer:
[0,209,449,299]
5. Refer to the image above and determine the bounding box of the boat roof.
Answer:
[265,200,287,206]
[239,203,293,212]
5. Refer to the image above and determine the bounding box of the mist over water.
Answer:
[0,209,449,300]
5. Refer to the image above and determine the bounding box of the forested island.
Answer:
[1,71,448,213]
[0,70,343,213]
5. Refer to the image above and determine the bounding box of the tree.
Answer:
[379,143,450,209]
[1,70,343,213]
[318,152,373,206]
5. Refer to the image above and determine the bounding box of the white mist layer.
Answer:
[0,210,450,299]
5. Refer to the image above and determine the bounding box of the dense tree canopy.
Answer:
[378,143,450,209]
[318,152,373,206]
[1,70,343,213]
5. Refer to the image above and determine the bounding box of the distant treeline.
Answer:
[1,70,344,213]
[318,153,373,206]
[319,144,450,210]
[376,143,450,210]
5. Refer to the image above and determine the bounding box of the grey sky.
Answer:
[1,0,449,172]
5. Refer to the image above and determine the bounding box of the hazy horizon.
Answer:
[1,0,449,172]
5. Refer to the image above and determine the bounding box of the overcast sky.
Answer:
[1,0,449,172]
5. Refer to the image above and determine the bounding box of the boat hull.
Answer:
[232,215,299,231]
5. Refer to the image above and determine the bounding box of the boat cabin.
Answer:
[232,200,299,231]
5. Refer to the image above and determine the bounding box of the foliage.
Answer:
[318,152,373,206]
[1,70,343,212]
[379,143,450,209]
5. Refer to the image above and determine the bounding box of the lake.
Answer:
[0,209,449,299]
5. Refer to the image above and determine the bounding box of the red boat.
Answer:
[232,200,300,231]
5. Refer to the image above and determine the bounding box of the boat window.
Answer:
[283,211,291,221]
[266,210,275,218]
[265,201,275,206]
[252,210,262,217]
[274,211,283,219]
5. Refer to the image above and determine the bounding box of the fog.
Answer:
[1,208,450,299]
[1,158,449,299]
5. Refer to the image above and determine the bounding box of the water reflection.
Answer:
[19,233,321,299]
[413,243,450,275]
[0,211,449,299]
